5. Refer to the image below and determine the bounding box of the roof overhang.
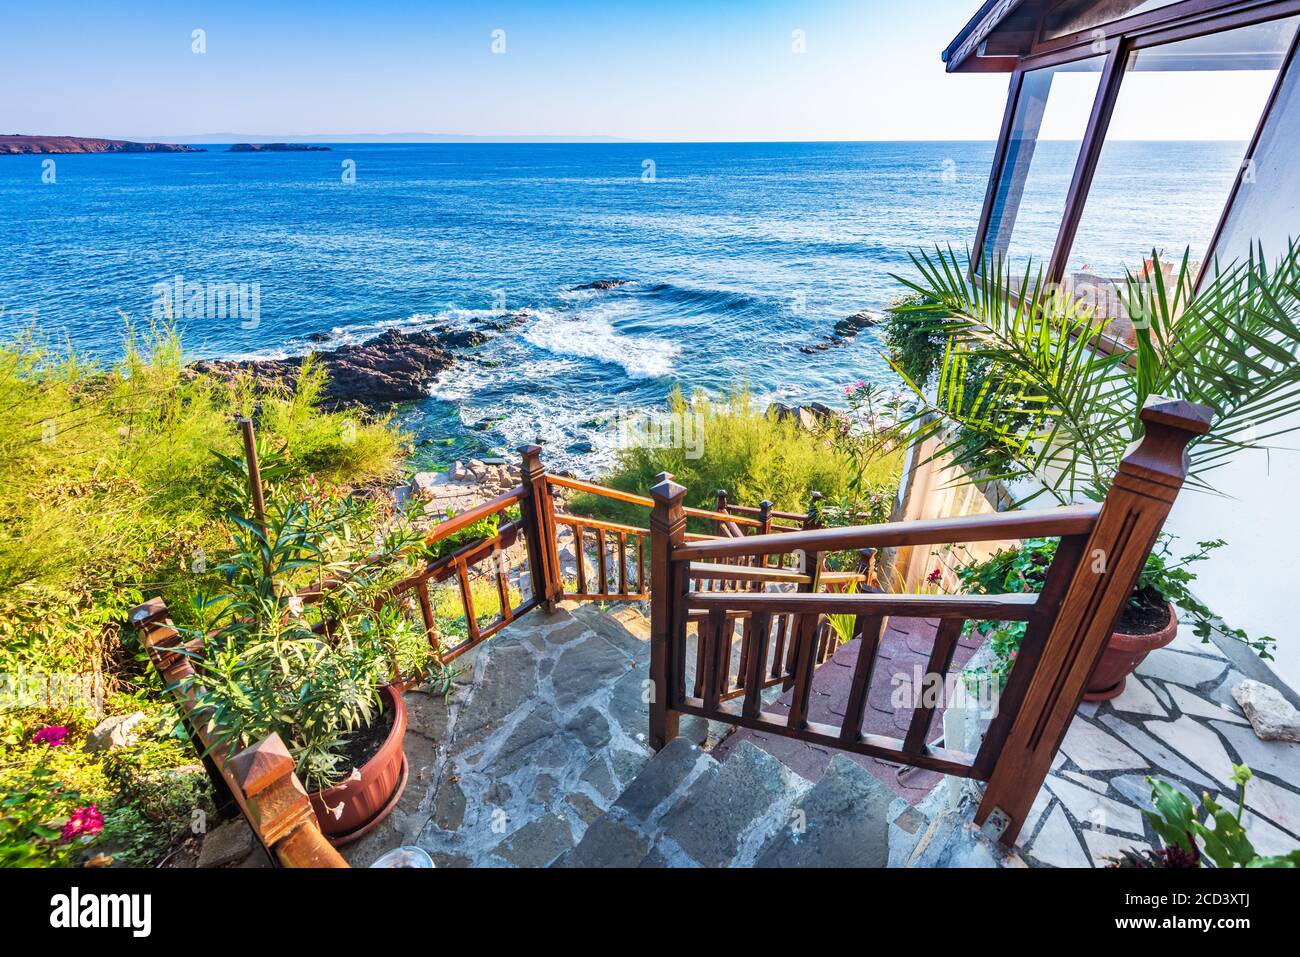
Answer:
[942,0,1051,72]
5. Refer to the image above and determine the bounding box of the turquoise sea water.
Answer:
[0,141,1241,472]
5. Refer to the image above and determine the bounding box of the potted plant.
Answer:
[955,536,1271,700]
[181,449,435,844]
[880,243,1300,667]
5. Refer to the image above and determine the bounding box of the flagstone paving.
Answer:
[1014,625,1300,867]
[340,596,1299,868]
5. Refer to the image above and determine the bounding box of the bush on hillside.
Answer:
[569,387,903,530]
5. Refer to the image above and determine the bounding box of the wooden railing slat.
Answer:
[839,614,886,744]
[742,611,772,720]
[703,608,728,711]
[786,613,821,730]
[902,618,964,755]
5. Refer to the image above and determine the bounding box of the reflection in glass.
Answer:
[982,57,1105,279]
[1061,17,1298,343]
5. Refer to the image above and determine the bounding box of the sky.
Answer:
[0,0,1014,141]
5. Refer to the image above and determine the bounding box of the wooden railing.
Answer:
[647,396,1212,845]
[127,599,347,868]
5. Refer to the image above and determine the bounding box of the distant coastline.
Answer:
[0,135,202,155]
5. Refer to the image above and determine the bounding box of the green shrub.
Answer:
[0,322,409,863]
[571,387,902,529]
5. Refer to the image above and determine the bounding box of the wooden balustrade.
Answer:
[649,396,1211,844]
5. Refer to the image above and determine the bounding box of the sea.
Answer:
[0,141,1244,474]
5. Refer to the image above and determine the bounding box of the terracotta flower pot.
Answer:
[308,684,408,845]
[1083,602,1178,702]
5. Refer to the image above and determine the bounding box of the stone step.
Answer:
[555,736,718,867]
[644,740,812,867]
[752,754,895,867]
[567,601,650,662]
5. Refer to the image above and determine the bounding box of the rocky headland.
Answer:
[0,135,203,155]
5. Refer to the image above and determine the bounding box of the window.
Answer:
[981,56,1106,279]
[1210,39,1300,268]
[1060,17,1298,341]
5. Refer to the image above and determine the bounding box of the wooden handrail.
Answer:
[128,600,347,868]
[421,484,525,545]
[546,473,763,527]
[722,502,808,522]
[686,590,1040,620]
[647,396,1212,849]
[687,561,811,585]
[672,503,1102,561]
[553,512,647,536]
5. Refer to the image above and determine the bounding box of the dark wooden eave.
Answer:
[943,0,1048,72]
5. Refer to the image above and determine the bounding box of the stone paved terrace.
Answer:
[340,598,1300,868]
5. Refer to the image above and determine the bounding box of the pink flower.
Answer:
[32,725,69,748]
[926,568,943,585]
[62,804,104,842]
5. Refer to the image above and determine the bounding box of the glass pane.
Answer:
[982,56,1106,279]
[1043,0,1185,42]
[1061,17,1298,342]
[1211,46,1300,268]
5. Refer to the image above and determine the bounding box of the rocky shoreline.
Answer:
[190,312,530,411]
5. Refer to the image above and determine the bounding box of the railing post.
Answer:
[757,500,773,572]
[802,490,823,530]
[975,396,1212,845]
[128,599,238,821]
[649,471,687,751]
[518,444,562,611]
[229,735,348,868]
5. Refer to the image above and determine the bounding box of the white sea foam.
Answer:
[523,304,679,379]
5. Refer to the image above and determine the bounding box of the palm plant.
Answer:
[885,241,1300,505]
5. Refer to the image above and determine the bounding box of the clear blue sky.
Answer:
[1,0,1010,141]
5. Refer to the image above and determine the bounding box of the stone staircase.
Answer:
[556,736,902,867]
[344,601,1010,868]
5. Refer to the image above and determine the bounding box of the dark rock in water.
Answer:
[191,328,454,411]
[566,440,595,455]
[307,331,333,343]
[439,329,488,349]
[799,308,879,354]
[571,280,629,291]
[832,310,879,339]
[480,310,530,332]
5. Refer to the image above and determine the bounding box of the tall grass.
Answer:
[0,322,409,865]
[0,323,404,684]
[570,387,903,528]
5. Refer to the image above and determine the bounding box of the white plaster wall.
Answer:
[1164,412,1300,693]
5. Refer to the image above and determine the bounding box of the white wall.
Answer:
[1165,411,1300,693]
